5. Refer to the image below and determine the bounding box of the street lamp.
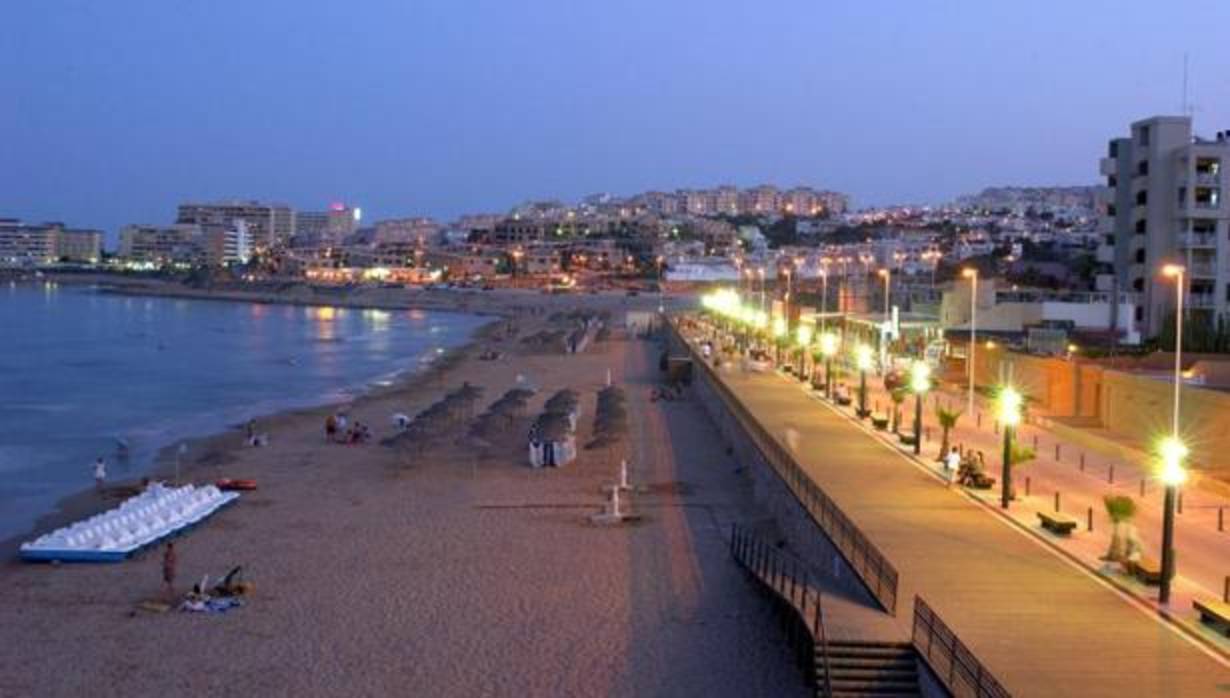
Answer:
[1157,435,1187,604]
[910,361,931,456]
[796,323,813,378]
[656,255,665,313]
[819,331,839,399]
[877,268,891,323]
[962,267,978,416]
[757,267,766,315]
[997,386,1023,509]
[1162,264,1186,436]
[855,344,874,418]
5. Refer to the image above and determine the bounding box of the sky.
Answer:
[4,0,1230,238]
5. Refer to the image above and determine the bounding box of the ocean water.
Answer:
[0,282,487,540]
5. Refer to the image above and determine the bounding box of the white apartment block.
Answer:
[1098,116,1230,338]
[0,220,103,266]
[176,200,295,250]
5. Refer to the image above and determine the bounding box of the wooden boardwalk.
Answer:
[706,359,1230,697]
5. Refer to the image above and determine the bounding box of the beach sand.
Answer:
[0,297,806,698]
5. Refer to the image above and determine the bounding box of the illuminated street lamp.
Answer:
[656,255,665,313]
[910,361,931,456]
[997,386,1023,509]
[855,344,874,418]
[757,267,766,315]
[796,324,813,378]
[819,332,839,399]
[1157,436,1187,604]
[1162,264,1186,436]
[962,268,978,416]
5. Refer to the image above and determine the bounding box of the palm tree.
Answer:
[935,406,962,461]
[889,388,907,434]
[1102,495,1139,565]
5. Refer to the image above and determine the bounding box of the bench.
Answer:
[871,416,889,430]
[1037,511,1078,536]
[1193,598,1230,637]
[1131,556,1163,586]
[898,433,917,446]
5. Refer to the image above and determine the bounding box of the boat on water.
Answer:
[19,483,239,563]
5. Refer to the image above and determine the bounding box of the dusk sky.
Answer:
[4,1,1230,236]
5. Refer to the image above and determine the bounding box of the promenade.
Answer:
[684,330,1230,697]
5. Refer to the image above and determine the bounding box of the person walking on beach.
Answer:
[93,457,106,491]
[162,542,178,601]
[325,414,338,442]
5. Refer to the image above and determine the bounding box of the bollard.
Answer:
[1220,507,1225,532]
[1178,491,1184,514]
[1087,507,1093,532]
[1054,491,1061,512]
[1080,453,1085,469]
[1140,479,1146,498]
[1025,476,1031,496]
[1225,576,1229,604]
[1054,443,1061,461]
[1108,465,1115,484]
[1032,433,1038,450]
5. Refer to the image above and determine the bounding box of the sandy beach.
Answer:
[0,290,806,698]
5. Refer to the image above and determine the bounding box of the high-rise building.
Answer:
[53,228,103,263]
[176,200,295,250]
[1098,115,1230,338]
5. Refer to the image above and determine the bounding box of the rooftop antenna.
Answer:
[1180,52,1195,118]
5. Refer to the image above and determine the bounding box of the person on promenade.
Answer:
[944,447,961,488]
[162,542,177,601]
[93,457,106,491]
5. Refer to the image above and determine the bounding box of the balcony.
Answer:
[1178,232,1217,248]
[1189,294,1216,309]
[1100,157,1118,177]
[1189,262,1218,278]
[1196,172,1220,186]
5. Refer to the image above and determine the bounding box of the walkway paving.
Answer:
[685,331,1230,697]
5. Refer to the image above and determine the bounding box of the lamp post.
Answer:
[1158,436,1187,604]
[783,266,793,325]
[962,268,978,416]
[757,267,766,315]
[820,331,839,399]
[910,361,931,456]
[855,344,874,418]
[819,262,830,332]
[1159,263,1187,605]
[656,255,665,313]
[998,387,1023,509]
[796,324,813,378]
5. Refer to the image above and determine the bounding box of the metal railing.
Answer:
[679,321,900,615]
[912,596,1011,698]
[731,523,833,698]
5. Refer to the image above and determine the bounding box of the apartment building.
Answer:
[0,220,103,266]
[119,224,206,265]
[1098,116,1230,338]
[176,200,295,249]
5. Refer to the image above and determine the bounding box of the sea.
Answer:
[0,282,487,540]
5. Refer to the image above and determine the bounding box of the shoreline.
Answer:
[1,285,509,558]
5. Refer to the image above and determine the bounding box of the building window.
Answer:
[1136,191,1148,206]
[1132,277,1145,291]
[1196,157,1221,176]
[1135,220,1146,234]
[1107,204,1117,216]
[1139,125,1150,146]
[1135,306,1144,322]
[1135,249,1146,264]
[1137,160,1149,177]
[1109,141,1119,158]
[1108,175,1118,187]
[1194,219,1217,234]
[1178,187,1187,205]
[1195,187,1221,209]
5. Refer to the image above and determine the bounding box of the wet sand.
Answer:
[0,296,805,698]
